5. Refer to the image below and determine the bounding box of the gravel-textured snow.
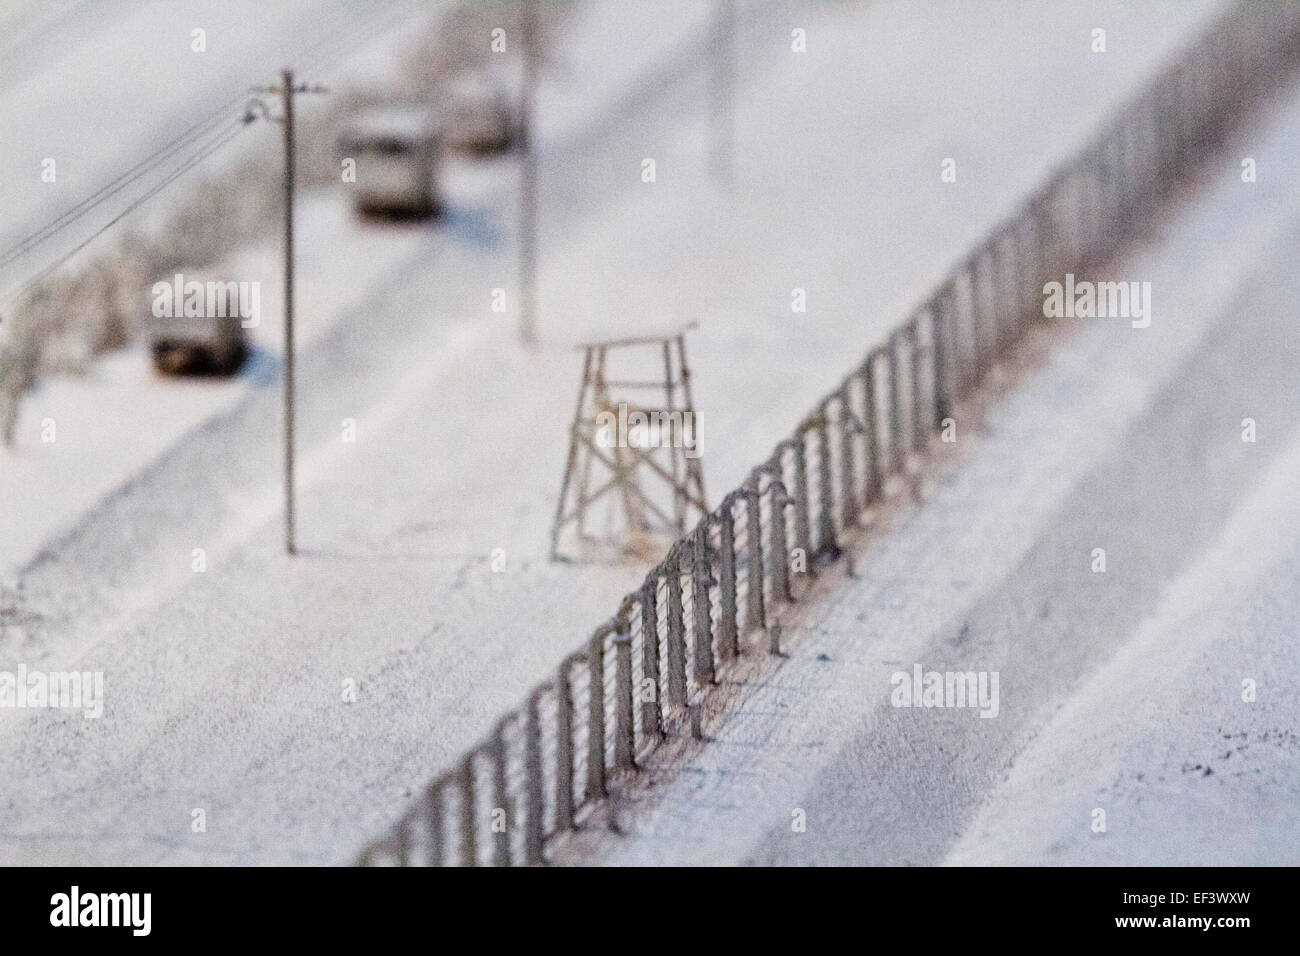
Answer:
[553,64,1300,866]
[0,0,1237,865]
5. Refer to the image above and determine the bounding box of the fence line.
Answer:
[358,0,1300,866]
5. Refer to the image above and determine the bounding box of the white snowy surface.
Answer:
[2,0,1224,572]
[0,0,432,299]
[0,0,1246,865]
[554,66,1300,866]
[0,0,718,576]
[944,428,1300,865]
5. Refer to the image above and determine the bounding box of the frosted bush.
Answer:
[0,0,568,431]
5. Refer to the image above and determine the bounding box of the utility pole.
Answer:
[282,69,297,556]
[519,0,539,349]
[248,70,326,555]
[711,0,736,184]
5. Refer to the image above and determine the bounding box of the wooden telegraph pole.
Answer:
[248,70,326,555]
[712,0,736,183]
[282,69,297,556]
[519,0,539,349]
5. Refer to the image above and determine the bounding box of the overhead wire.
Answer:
[0,0,433,307]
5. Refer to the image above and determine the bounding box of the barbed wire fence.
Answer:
[359,0,1300,866]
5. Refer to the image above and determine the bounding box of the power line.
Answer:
[0,101,247,273]
[0,0,425,276]
[1,120,247,309]
[0,0,429,305]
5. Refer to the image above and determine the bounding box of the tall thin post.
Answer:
[519,0,539,348]
[459,757,476,866]
[491,725,510,866]
[717,506,739,659]
[586,632,606,799]
[248,72,322,554]
[524,691,545,864]
[555,659,575,830]
[711,0,736,183]
[426,779,445,867]
[744,474,765,631]
[665,550,688,707]
[691,523,715,685]
[639,580,663,739]
[281,69,297,555]
[613,627,635,770]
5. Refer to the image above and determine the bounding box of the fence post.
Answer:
[1104,133,1120,244]
[1155,71,1173,182]
[1117,116,1135,235]
[459,756,476,867]
[587,631,606,800]
[987,237,1003,357]
[1134,89,1153,202]
[1009,214,1025,339]
[887,333,905,473]
[790,437,813,567]
[614,626,635,771]
[426,778,445,867]
[744,472,766,631]
[1044,181,1064,306]
[767,476,792,603]
[1081,161,1097,268]
[932,291,951,429]
[665,549,688,707]
[555,659,574,831]
[975,252,995,381]
[964,259,981,384]
[835,390,858,528]
[395,813,412,867]
[1019,205,1039,335]
[524,690,545,865]
[964,264,983,393]
[994,231,1012,356]
[691,522,715,685]
[814,410,837,556]
[1069,167,1085,283]
[1096,137,1112,259]
[862,357,883,503]
[717,503,739,659]
[639,577,663,739]
[908,318,925,454]
[491,724,510,867]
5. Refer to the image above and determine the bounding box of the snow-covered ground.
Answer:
[553,63,1300,866]
[0,0,440,574]
[0,0,1238,865]
[0,0,430,301]
[0,0,713,308]
[3,0,1224,575]
[945,430,1300,865]
[0,0,717,576]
